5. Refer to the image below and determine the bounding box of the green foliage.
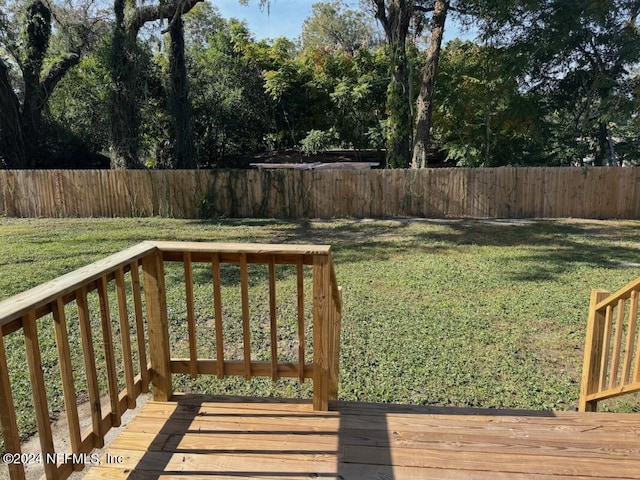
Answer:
[483,0,640,166]
[47,41,112,155]
[301,45,389,150]
[300,128,338,155]
[301,0,381,53]
[433,40,548,166]
[185,13,274,163]
[4,0,639,169]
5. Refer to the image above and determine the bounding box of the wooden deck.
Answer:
[83,395,640,480]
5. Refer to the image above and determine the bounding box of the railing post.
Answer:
[313,255,331,411]
[579,289,609,412]
[142,250,173,402]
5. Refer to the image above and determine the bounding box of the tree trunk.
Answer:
[0,61,27,168]
[109,0,143,169]
[386,35,411,168]
[169,16,196,169]
[375,1,414,169]
[606,129,618,166]
[411,0,448,169]
[594,121,607,166]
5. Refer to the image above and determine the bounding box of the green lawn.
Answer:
[1,217,639,443]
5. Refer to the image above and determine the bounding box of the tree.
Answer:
[108,0,271,169]
[369,0,416,167]
[432,39,547,166]
[168,14,196,168]
[483,0,640,166]
[300,2,387,152]
[108,0,203,169]
[301,1,381,54]
[0,0,103,168]
[185,13,273,164]
[412,0,449,167]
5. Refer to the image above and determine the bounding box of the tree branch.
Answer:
[132,0,204,33]
[372,0,389,33]
[414,5,435,14]
[41,52,81,103]
[0,57,21,114]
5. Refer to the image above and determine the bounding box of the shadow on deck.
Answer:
[83,394,640,480]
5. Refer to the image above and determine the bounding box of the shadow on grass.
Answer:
[185,218,640,283]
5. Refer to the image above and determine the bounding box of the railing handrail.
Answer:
[152,240,332,256]
[0,241,157,327]
[594,277,640,311]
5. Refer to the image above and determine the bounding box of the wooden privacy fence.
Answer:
[1,167,639,219]
[0,242,341,479]
[579,277,640,412]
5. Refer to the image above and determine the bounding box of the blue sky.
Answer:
[215,0,477,44]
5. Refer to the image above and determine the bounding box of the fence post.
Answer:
[579,289,609,412]
[142,250,173,402]
[313,255,331,411]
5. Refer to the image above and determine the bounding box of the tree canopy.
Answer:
[1,0,638,169]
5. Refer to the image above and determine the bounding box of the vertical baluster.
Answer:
[52,298,82,471]
[598,305,613,391]
[297,258,305,383]
[97,276,120,427]
[0,332,26,480]
[329,285,342,402]
[115,268,136,408]
[129,261,149,393]
[632,290,640,384]
[268,256,278,381]
[211,253,225,379]
[622,291,638,384]
[76,286,104,447]
[609,299,626,389]
[183,252,198,378]
[240,253,251,380]
[23,311,58,479]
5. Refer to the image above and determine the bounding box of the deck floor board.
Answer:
[83,395,640,479]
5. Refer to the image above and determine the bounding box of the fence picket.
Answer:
[599,305,613,391]
[297,258,305,383]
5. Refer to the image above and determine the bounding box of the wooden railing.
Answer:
[0,241,342,479]
[579,278,640,412]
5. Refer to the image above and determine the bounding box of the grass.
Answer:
[1,216,639,444]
